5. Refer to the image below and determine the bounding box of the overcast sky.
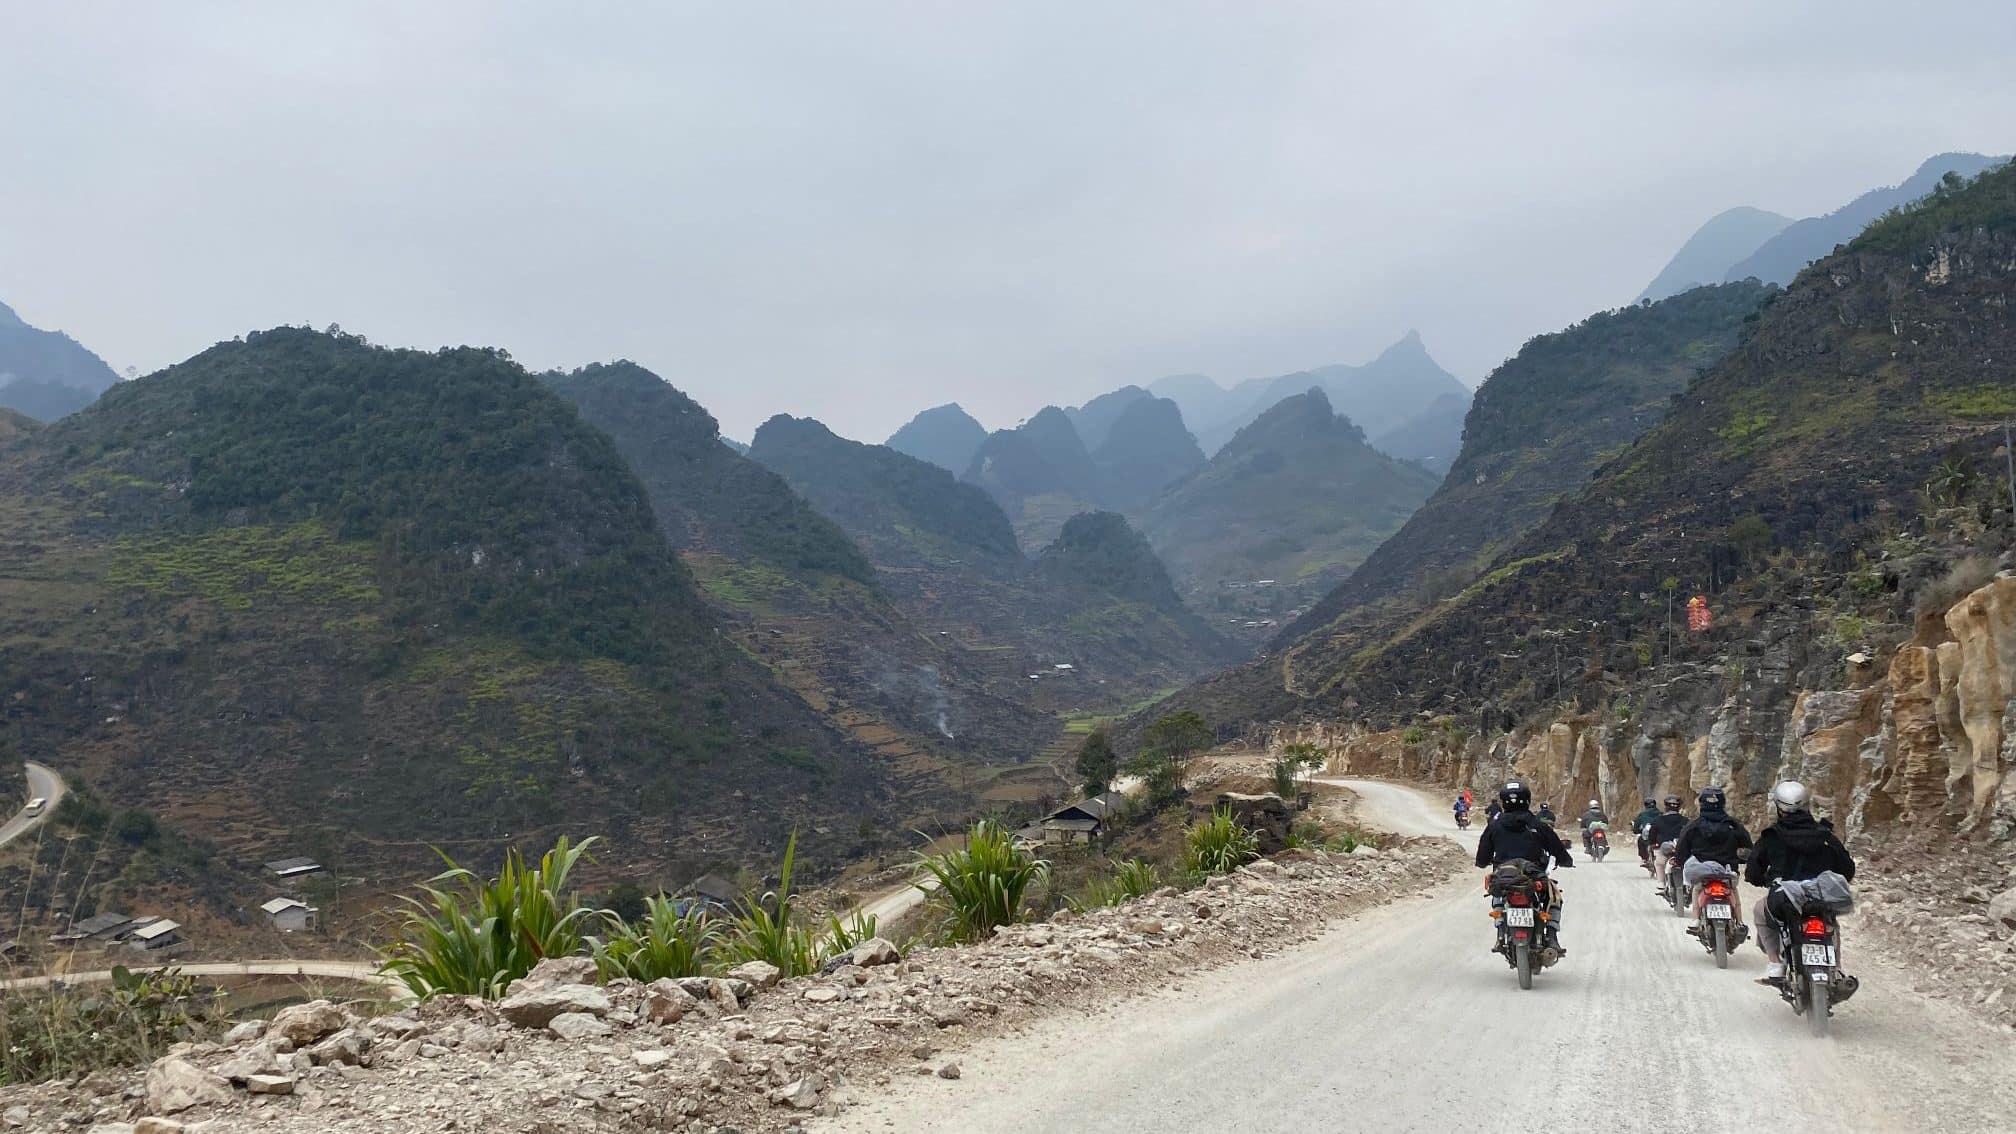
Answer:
[2,3,2011,441]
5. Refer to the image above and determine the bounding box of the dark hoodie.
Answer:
[1674,807,1752,868]
[1744,810,1855,887]
[1476,809,1574,870]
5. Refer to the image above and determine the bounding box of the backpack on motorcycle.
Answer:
[1488,860,1542,896]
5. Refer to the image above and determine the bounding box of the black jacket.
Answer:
[1744,811,1855,887]
[1578,807,1608,830]
[1631,807,1661,835]
[1647,811,1690,844]
[1674,809,1752,868]
[1476,811,1574,870]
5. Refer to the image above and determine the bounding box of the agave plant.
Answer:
[823,910,881,956]
[593,897,721,982]
[379,835,599,999]
[918,820,1049,942]
[727,831,822,978]
[1183,809,1259,876]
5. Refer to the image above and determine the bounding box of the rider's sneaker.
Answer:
[1684,924,1701,937]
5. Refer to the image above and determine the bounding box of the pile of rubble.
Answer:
[0,838,1465,1134]
[1853,839,2016,1029]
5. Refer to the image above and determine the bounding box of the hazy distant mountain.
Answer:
[962,406,1104,550]
[0,298,120,421]
[1370,390,1471,469]
[1164,332,1469,457]
[1065,385,1151,450]
[1143,388,1439,596]
[1092,395,1206,513]
[886,403,988,474]
[1636,206,1791,303]
[1723,153,2005,286]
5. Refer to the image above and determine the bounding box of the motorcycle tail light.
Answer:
[1508,893,1530,906]
[1705,882,1730,899]
[1801,917,1829,938]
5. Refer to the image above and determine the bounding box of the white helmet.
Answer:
[1771,780,1809,815]
[1588,799,1599,808]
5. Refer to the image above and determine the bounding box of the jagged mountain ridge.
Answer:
[886,402,988,474]
[962,405,1105,551]
[1184,159,2016,736]
[1636,206,1792,303]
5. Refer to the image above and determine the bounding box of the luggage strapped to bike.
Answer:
[1488,859,1543,896]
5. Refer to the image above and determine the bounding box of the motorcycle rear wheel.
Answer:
[1807,976,1831,1037]
[1711,923,1729,969]
[1515,941,1533,990]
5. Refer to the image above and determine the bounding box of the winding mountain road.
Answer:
[0,960,401,993]
[821,779,2016,1134]
[0,761,64,850]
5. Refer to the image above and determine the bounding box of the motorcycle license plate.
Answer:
[1801,944,1836,967]
[1504,908,1535,926]
[1705,904,1731,919]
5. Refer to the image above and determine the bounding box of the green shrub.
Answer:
[1,967,225,1085]
[918,820,1050,943]
[824,910,881,955]
[380,836,598,999]
[1075,857,1162,909]
[1184,810,1259,876]
[593,897,719,982]
[727,832,821,977]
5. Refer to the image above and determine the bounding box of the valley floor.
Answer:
[819,781,2016,1134]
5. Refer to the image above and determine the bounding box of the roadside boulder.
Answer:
[267,1001,349,1047]
[1989,886,2016,930]
[726,960,782,990]
[547,1012,615,1040]
[644,979,701,1024]
[144,1056,232,1115]
[244,1074,296,1096]
[305,1028,366,1067]
[847,937,902,967]
[768,1072,826,1110]
[211,1041,282,1083]
[498,982,612,1029]
[522,956,600,987]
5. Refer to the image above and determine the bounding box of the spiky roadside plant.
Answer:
[593,897,721,982]
[727,830,821,978]
[918,820,1049,943]
[379,835,599,999]
[1183,810,1259,876]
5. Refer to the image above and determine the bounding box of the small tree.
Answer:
[1074,731,1119,796]
[1269,742,1323,797]
[1132,711,1213,796]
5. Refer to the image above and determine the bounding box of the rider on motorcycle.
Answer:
[1647,795,1690,896]
[1674,786,1752,928]
[1577,799,1608,852]
[1631,796,1660,865]
[1744,780,1856,985]
[1453,794,1472,824]
[1476,781,1575,945]
[1536,801,1557,827]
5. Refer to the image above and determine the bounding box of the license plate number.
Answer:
[1801,944,1835,967]
[1504,907,1535,926]
[1705,904,1731,919]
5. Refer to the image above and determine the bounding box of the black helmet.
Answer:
[1663,794,1683,812]
[1698,786,1727,812]
[1499,780,1532,810]
[1642,797,1656,808]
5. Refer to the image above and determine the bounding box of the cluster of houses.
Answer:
[259,856,323,932]
[49,911,189,957]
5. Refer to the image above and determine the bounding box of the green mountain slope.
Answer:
[1228,159,2016,730]
[0,329,884,880]
[550,367,1052,769]
[0,298,121,421]
[1143,389,1438,604]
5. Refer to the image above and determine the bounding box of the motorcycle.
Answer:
[1455,809,1471,830]
[1770,904,1859,1037]
[1688,866,1747,968]
[1585,827,1609,862]
[1666,856,1690,916]
[1487,861,1562,990]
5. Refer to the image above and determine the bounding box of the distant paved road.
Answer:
[0,959,402,993]
[0,762,65,850]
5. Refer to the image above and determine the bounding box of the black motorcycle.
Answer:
[1770,904,1859,1037]
[1660,846,1689,917]
[1687,866,1746,968]
[1455,809,1471,830]
[1585,827,1609,862]
[1488,861,1562,990]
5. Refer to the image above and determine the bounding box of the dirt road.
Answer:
[820,779,2016,1134]
[0,959,401,994]
[0,761,64,849]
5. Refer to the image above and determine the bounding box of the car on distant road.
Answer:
[24,796,46,815]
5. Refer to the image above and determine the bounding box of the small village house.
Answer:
[51,912,132,944]
[260,897,318,932]
[1038,791,1127,846]
[264,856,324,881]
[125,918,188,956]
